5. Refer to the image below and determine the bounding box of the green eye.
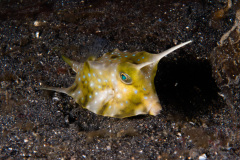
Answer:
[120,72,132,84]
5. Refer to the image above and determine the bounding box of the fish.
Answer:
[44,40,192,118]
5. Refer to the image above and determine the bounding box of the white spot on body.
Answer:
[90,82,94,87]
[134,90,138,94]
[117,94,121,99]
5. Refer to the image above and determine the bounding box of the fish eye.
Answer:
[120,72,132,84]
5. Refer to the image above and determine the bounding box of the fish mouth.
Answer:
[148,102,162,116]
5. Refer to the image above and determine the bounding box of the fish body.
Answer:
[46,41,192,118]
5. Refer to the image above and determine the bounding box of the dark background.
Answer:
[0,0,239,159]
